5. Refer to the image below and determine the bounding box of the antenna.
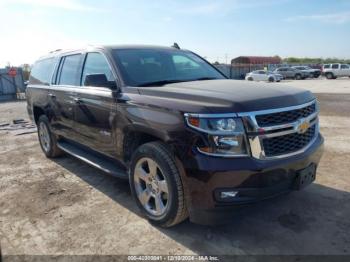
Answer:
[172,43,180,49]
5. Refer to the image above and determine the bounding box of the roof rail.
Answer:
[49,49,62,53]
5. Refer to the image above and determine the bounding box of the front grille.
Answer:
[256,103,316,127]
[262,125,316,157]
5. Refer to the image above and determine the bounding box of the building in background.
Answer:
[230,56,282,79]
[0,67,26,101]
[214,56,282,80]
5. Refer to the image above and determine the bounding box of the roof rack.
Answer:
[49,49,62,53]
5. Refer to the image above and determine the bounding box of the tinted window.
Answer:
[58,54,83,86]
[112,49,224,86]
[341,64,349,69]
[82,53,115,86]
[29,58,55,85]
[331,64,339,69]
[323,64,330,69]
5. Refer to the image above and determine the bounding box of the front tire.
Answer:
[129,142,188,227]
[37,115,63,158]
[247,77,253,81]
[268,77,275,82]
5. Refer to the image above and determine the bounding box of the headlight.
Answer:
[185,114,249,157]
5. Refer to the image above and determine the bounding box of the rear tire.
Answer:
[37,115,63,158]
[295,74,302,80]
[326,73,334,79]
[129,142,188,227]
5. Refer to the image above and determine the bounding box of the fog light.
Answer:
[220,191,238,199]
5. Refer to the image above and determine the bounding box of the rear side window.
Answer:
[82,52,115,86]
[341,64,349,69]
[58,54,83,86]
[331,64,339,69]
[29,58,55,85]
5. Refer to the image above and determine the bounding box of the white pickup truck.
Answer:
[323,64,350,79]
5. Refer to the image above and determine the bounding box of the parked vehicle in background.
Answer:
[323,64,350,79]
[26,45,324,227]
[245,70,283,82]
[292,66,321,78]
[273,67,309,80]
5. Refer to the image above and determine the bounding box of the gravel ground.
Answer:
[0,81,350,255]
[278,77,350,94]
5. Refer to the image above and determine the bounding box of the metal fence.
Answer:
[214,63,323,80]
[0,67,26,101]
[214,64,282,79]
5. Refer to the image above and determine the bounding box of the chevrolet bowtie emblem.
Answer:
[297,119,310,134]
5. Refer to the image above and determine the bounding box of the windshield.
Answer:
[112,48,225,86]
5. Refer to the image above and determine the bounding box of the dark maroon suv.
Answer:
[26,45,324,226]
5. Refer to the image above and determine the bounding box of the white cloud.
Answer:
[285,12,350,24]
[0,30,87,67]
[0,0,103,12]
[175,0,289,16]
[180,2,224,15]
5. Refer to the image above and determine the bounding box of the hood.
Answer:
[137,79,314,113]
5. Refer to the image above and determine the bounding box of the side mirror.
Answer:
[84,74,117,89]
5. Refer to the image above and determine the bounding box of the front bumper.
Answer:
[181,133,324,225]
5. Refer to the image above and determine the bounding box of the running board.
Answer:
[57,141,128,179]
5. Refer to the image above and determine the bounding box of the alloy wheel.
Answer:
[134,157,169,216]
[39,122,50,152]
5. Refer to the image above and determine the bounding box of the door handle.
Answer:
[48,93,56,98]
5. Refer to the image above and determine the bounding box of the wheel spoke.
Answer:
[158,180,168,194]
[147,159,158,177]
[155,195,165,215]
[138,189,151,206]
[135,166,149,182]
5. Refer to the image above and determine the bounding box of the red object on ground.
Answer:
[8,68,17,77]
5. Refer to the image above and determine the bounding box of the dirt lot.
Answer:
[1,80,350,256]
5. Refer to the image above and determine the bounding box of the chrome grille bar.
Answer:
[238,100,319,160]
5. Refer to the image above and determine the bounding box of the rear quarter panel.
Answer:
[26,85,50,123]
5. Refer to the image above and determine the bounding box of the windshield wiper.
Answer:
[192,77,220,81]
[137,77,220,87]
[137,80,186,87]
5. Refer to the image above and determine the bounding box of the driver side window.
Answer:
[82,52,115,86]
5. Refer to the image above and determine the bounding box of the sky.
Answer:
[0,0,349,66]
